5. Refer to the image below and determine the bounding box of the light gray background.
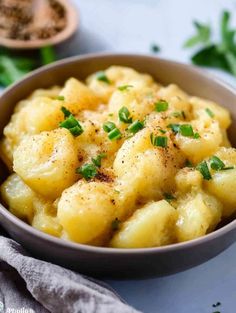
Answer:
[67,1,236,312]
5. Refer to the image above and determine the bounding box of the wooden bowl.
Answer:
[0,0,79,49]
[0,54,236,278]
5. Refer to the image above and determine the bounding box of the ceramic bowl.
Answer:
[0,53,236,278]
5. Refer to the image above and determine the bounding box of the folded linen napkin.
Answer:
[0,232,140,313]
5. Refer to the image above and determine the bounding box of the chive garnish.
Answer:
[128,120,144,134]
[209,156,225,170]
[76,163,97,180]
[119,106,133,123]
[196,161,212,180]
[57,95,65,101]
[194,132,201,139]
[96,71,110,84]
[103,121,116,133]
[179,124,194,137]
[108,128,122,140]
[118,84,133,91]
[59,108,83,137]
[167,123,180,134]
[92,153,107,168]
[150,133,168,148]
[155,100,169,112]
[164,193,176,202]
[206,108,214,117]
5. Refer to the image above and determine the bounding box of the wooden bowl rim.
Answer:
[0,0,79,49]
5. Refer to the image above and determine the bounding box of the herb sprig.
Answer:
[184,11,236,77]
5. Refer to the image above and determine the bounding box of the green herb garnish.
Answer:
[172,111,186,119]
[206,108,215,117]
[185,159,193,167]
[209,156,225,170]
[155,100,169,112]
[221,166,234,170]
[119,106,133,123]
[108,128,122,140]
[118,84,133,91]
[76,163,97,180]
[57,96,65,101]
[59,108,83,137]
[150,134,168,148]
[92,153,107,168]
[179,124,194,137]
[164,193,176,202]
[103,121,116,133]
[96,71,110,84]
[128,120,144,134]
[194,132,201,139]
[167,123,180,134]
[196,161,212,180]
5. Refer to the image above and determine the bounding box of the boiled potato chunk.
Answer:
[175,120,222,164]
[190,96,231,129]
[32,213,62,237]
[13,128,78,199]
[57,181,117,243]
[175,168,203,194]
[176,192,222,242]
[60,78,100,112]
[1,174,35,223]
[114,128,184,207]
[110,200,177,248]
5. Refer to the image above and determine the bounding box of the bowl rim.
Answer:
[1,52,236,254]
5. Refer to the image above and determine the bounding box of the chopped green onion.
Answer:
[209,156,225,170]
[206,108,215,117]
[179,124,194,137]
[108,128,122,140]
[103,121,116,133]
[76,163,97,180]
[61,106,71,118]
[128,120,144,134]
[96,71,110,84]
[150,134,168,148]
[164,193,176,202]
[92,153,107,168]
[196,161,212,180]
[167,123,180,134]
[111,218,121,231]
[119,106,133,123]
[155,100,169,112]
[118,84,133,91]
[194,132,201,139]
[172,111,186,119]
[159,128,167,134]
[59,114,83,137]
[57,96,65,101]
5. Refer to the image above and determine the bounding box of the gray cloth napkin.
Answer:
[0,234,141,313]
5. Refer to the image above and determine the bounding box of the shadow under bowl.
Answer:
[0,53,236,278]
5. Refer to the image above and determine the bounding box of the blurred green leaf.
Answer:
[40,46,56,65]
[184,21,211,48]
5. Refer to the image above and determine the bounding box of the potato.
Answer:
[32,213,62,237]
[175,168,203,194]
[3,97,64,152]
[157,84,188,101]
[13,128,79,199]
[175,120,222,164]
[110,200,177,248]
[114,128,184,210]
[176,192,222,242]
[190,96,231,129]
[57,181,117,243]
[0,174,35,223]
[60,78,100,112]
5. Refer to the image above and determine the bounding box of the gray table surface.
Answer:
[66,1,236,312]
[46,0,236,312]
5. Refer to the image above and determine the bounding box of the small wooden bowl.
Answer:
[0,0,79,50]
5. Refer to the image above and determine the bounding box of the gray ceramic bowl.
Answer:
[0,53,236,278]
